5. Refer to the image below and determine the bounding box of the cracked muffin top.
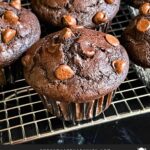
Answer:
[0,0,41,67]
[31,0,120,29]
[22,27,129,103]
[122,15,150,68]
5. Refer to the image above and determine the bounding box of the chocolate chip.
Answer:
[136,18,150,32]
[62,15,77,27]
[10,0,21,10]
[22,55,31,67]
[139,3,150,15]
[2,29,16,44]
[112,59,126,74]
[55,64,74,80]
[105,34,120,47]
[80,41,95,57]
[3,10,19,24]
[60,28,74,40]
[92,12,108,25]
[105,0,114,4]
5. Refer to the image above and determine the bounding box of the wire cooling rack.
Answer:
[1,0,150,145]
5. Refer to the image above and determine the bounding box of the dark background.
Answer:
[27,113,150,144]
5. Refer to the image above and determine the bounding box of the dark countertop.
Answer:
[26,113,150,144]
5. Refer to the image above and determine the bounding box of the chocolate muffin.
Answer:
[22,27,129,121]
[31,0,120,31]
[122,15,150,68]
[0,0,41,85]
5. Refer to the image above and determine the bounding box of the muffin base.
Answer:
[40,91,114,122]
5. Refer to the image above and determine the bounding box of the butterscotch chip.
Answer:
[55,65,74,80]
[139,3,150,15]
[92,12,108,25]
[62,15,77,27]
[105,34,120,46]
[83,48,95,57]
[79,41,95,57]
[112,59,126,74]
[136,18,150,32]
[2,29,17,44]
[22,55,31,67]
[61,28,74,40]
[105,0,114,4]
[3,10,19,24]
[10,0,21,10]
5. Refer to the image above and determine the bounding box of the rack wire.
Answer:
[1,0,150,145]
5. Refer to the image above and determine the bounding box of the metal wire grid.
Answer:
[0,0,150,145]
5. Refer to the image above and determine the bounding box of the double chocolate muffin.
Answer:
[122,15,150,68]
[0,0,41,85]
[31,0,120,30]
[22,27,129,121]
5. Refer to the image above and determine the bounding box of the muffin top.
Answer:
[122,15,150,68]
[31,0,120,29]
[0,0,41,67]
[23,27,129,103]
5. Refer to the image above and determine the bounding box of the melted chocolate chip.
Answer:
[60,28,74,40]
[62,15,77,27]
[136,18,150,32]
[92,12,108,25]
[139,3,150,15]
[105,34,120,47]
[3,10,19,24]
[112,59,126,74]
[10,0,21,10]
[2,29,16,44]
[55,64,74,80]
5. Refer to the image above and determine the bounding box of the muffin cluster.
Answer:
[0,0,130,121]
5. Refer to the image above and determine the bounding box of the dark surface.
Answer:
[23,27,129,103]
[31,0,120,29]
[122,15,150,68]
[26,113,150,144]
[0,1,41,67]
